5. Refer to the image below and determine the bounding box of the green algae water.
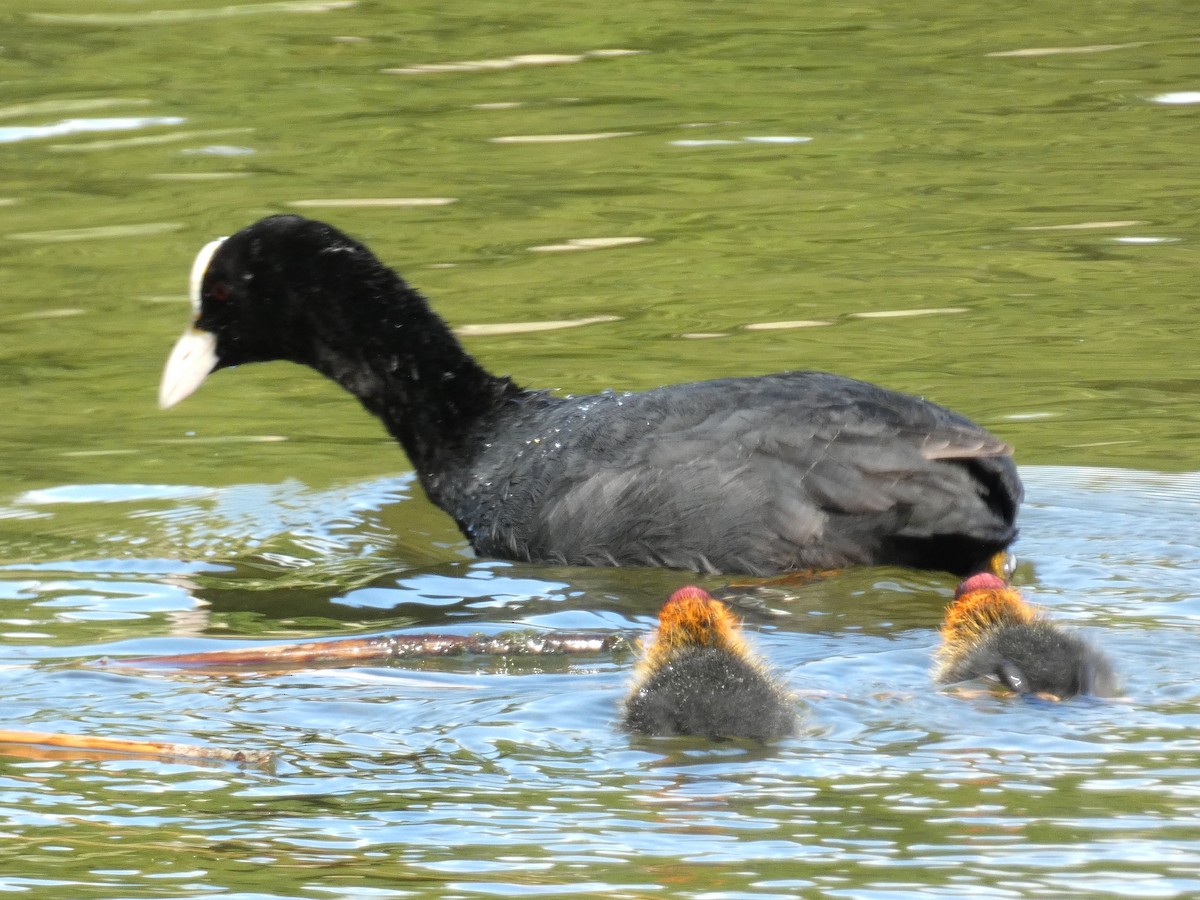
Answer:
[1,1,1199,897]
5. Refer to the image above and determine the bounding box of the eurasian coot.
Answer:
[623,585,796,740]
[934,572,1117,698]
[160,215,1022,576]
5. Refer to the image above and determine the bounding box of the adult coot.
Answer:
[934,573,1117,698]
[623,585,796,740]
[160,215,1022,576]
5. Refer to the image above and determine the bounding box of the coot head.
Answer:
[160,215,407,408]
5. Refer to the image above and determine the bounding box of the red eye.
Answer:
[209,281,232,303]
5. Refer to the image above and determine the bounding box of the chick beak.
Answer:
[159,325,218,409]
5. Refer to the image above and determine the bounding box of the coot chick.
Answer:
[623,586,796,740]
[935,573,1117,699]
[160,214,1022,576]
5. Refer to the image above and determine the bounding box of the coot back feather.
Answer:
[159,215,1022,576]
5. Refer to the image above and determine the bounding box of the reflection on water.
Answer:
[3,0,1200,895]
[28,0,358,26]
[1,467,1199,897]
[384,48,645,75]
[7,222,185,242]
[0,116,185,145]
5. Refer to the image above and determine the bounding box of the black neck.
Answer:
[297,264,525,501]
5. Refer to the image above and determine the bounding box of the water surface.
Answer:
[1,0,1198,897]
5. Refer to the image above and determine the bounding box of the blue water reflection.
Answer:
[0,466,1197,897]
[0,116,184,144]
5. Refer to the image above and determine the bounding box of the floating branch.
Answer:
[0,728,273,768]
[110,630,633,673]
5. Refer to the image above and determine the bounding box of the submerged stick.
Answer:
[111,630,633,673]
[0,728,273,768]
